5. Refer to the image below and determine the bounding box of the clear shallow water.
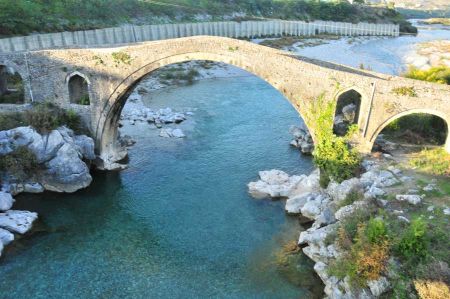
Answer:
[0,76,321,298]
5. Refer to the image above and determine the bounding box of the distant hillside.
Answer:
[0,0,415,37]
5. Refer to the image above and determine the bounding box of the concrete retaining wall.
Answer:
[0,20,400,53]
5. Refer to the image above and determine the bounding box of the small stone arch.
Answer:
[0,64,25,104]
[67,71,91,105]
[333,88,363,136]
[370,109,450,153]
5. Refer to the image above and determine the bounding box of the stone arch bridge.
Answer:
[0,36,449,168]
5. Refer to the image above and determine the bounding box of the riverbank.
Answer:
[248,147,450,298]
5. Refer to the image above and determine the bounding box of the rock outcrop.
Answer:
[1,126,95,194]
[289,124,314,155]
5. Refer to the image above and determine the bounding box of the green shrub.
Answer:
[305,93,361,187]
[366,218,388,244]
[404,66,450,85]
[0,146,39,181]
[330,223,390,287]
[396,218,428,261]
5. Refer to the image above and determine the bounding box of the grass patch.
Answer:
[410,148,450,176]
[0,146,39,181]
[159,69,200,85]
[392,86,417,97]
[0,102,85,135]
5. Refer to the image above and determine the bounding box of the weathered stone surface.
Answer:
[299,223,338,245]
[285,192,314,214]
[326,178,362,204]
[335,200,368,221]
[0,126,95,194]
[364,185,386,199]
[289,124,314,155]
[0,227,14,246]
[0,210,38,234]
[367,276,390,297]
[0,191,14,211]
[301,193,330,220]
[342,103,356,123]
[159,128,186,138]
[396,194,422,205]
[42,143,92,193]
[248,170,304,199]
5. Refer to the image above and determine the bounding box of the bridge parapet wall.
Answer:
[0,20,399,53]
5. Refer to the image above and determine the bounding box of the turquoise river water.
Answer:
[0,76,321,298]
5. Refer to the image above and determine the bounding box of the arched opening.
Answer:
[95,52,315,168]
[88,59,322,295]
[68,73,90,105]
[372,112,449,154]
[333,89,361,136]
[0,65,24,104]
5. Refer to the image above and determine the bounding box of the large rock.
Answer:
[396,194,422,205]
[367,276,390,297]
[0,210,38,234]
[301,193,330,220]
[326,178,363,204]
[335,201,368,221]
[285,192,316,214]
[0,191,14,211]
[248,170,304,199]
[1,126,95,194]
[41,143,92,193]
[0,227,14,246]
[289,169,321,197]
[299,223,338,245]
[342,104,356,123]
[289,124,314,155]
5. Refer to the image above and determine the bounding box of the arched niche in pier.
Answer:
[0,65,24,104]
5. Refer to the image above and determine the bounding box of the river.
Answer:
[0,21,448,299]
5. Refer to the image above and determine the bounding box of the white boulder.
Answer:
[248,170,304,199]
[0,191,14,211]
[396,194,422,205]
[0,210,38,234]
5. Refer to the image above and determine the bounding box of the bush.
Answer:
[305,93,361,187]
[365,217,388,244]
[414,280,450,299]
[396,218,428,261]
[0,146,39,181]
[404,66,450,85]
[330,223,390,287]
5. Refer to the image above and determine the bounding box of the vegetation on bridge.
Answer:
[0,0,415,37]
[305,92,361,187]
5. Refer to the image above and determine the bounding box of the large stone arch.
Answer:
[369,108,450,153]
[95,52,316,168]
